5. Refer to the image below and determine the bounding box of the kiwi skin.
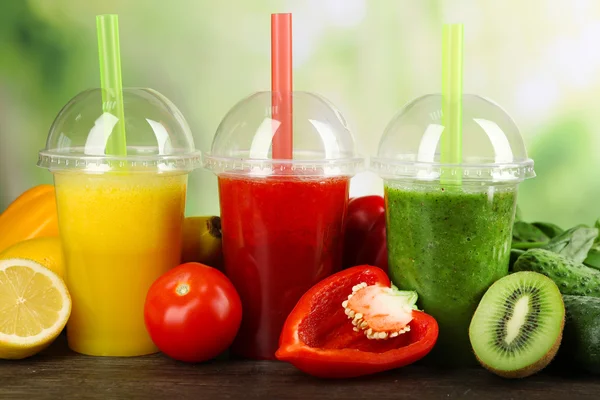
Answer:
[470,272,566,379]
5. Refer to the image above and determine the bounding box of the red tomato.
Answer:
[355,212,388,272]
[144,262,242,362]
[342,195,387,272]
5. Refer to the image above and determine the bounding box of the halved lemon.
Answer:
[0,258,71,359]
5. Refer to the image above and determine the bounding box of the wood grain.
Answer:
[0,335,598,400]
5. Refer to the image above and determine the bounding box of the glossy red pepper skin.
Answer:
[342,196,387,272]
[276,266,439,378]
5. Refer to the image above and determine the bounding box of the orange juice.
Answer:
[54,172,187,356]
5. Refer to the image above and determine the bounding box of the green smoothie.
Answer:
[385,182,517,365]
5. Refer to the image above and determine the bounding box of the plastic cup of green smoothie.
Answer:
[371,94,535,366]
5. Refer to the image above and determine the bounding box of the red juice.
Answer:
[218,174,350,359]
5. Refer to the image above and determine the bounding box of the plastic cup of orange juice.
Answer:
[37,88,200,356]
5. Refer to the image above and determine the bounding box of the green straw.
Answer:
[441,23,464,184]
[97,14,127,156]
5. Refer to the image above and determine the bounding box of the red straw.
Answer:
[271,13,293,159]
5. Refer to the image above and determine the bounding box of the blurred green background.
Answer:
[1,0,599,228]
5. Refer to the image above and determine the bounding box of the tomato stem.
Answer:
[176,283,190,296]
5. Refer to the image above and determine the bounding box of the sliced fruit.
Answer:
[469,271,565,378]
[181,216,223,271]
[0,237,65,280]
[343,282,417,340]
[0,258,71,359]
[276,265,438,378]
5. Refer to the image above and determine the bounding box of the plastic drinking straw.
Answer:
[271,13,293,159]
[97,14,127,156]
[441,23,464,184]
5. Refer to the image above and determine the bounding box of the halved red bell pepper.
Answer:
[276,265,438,378]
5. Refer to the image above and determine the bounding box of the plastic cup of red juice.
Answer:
[204,91,363,359]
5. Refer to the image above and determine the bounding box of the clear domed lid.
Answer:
[38,88,200,173]
[371,94,535,183]
[203,91,363,176]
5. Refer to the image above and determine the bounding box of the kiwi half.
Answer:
[469,271,565,378]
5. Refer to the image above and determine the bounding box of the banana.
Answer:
[181,216,224,271]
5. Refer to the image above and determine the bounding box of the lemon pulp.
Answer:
[0,258,71,359]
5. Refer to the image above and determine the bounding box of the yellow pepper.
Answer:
[0,184,59,253]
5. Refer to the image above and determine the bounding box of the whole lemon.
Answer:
[0,236,65,280]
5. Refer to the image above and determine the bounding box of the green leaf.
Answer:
[515,206,523,222]
[543,225,599,264]
[512,241,548,250]
[531,222,564,239]
[585,220,600,270]
[512,221,549,243]
[584,248,600,271]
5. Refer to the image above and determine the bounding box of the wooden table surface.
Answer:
[1,335,598,400]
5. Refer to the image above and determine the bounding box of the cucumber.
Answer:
[513,249,600,298]
[557,295,600,374]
